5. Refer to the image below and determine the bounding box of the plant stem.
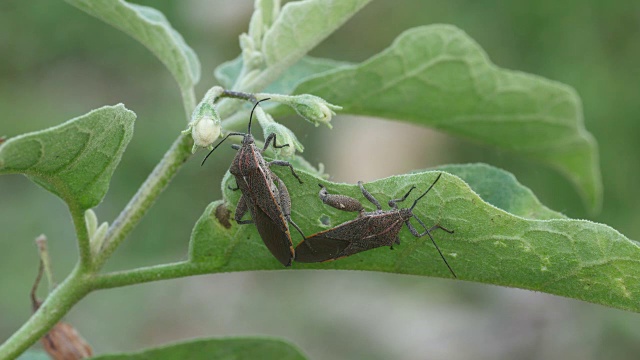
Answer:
[93,133,193,270]
[180,87,197,121]
[70,206,92,270]
[0,265,91,360]
[91,261,220,289]
[94,86,197,270]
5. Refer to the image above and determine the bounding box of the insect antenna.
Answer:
[201,132,244,166]
[413,216,456,278]
[247,98,271,134]
[201,97,271,166]
[410,173,442,211]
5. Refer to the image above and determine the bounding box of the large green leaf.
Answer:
[189,166,639,312]
[433,163,566,220]
[0,104,135,210]
[290,25,601,212]
[91,337,307,360]
[65,0,200,91]
[241,0,371,92]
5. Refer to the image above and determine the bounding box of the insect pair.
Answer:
[203,99,455,277]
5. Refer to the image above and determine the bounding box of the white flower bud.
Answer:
[192,115,221,148]
[183,101,222,153]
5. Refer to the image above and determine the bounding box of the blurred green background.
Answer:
[2,1,640,359]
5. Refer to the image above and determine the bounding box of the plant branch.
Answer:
[70,206,92,270]
[91,261,220,290]
[180,87,197,121]
[93,133,193,270]
[94,85,197,270]
[0,265,92,360]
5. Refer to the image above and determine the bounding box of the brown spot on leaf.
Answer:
[215,203,232,229]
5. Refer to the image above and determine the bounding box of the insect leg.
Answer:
[409,217,456,278]
[234,195,253,225]
[263,132,290,151]
[228,181,240,191]
[275,176,306,239]
[388,186,417,209]
[268,160,303,184]
[429,224,454,234]
[357,181,382,210]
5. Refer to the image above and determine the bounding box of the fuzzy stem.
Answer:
[70,206,92,270]
[0,265,91,360]
[93,133,192,270]
[93,85,197,269]
[180,87,197,121]
[0,85,199,358]
[92,261,220,289]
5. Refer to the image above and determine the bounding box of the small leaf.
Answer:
[66,0,200,91]
[189,200,237,265]
[242,0,371,91]
[190,167,640,313]
[91,337,307,360]
[291,25,602,212]
[262,0,370,67]
[0,104,135,210]
[215,55,350,95]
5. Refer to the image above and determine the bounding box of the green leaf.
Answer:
[262,0,369,67]
[91,337,307,360]
[190,167,640,313]
[432,163,566,220]
[291,25,602,212]
[242,0,371,92]
[0,104,135,210]
[215,55,350,95]
[65,0,200,91]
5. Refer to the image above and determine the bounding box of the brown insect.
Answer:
[202,99,305,266]
[295,174,456,278]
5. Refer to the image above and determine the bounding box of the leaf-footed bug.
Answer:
[202,99,305,267]
[294,173,456,278]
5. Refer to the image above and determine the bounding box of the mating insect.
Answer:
[294,173,456,277]
[202,99,304,267]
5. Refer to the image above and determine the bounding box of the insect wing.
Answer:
[295,233,351,263]
[294,217,369,263]
[295,214,405,263]
[249,201,295,266]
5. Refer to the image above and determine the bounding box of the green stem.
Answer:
[92,261,220,290]
[93,133,193,270]
[70,206,92,270]
[94,86,197,270]
[180,87,197,121]
[0,265,92,360]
